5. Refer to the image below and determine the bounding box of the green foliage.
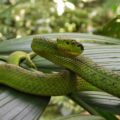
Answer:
[102,0,120,12]
[95,15,120,39]
[0,0,118,40]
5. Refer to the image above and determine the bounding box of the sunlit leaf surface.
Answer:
[0,86,50,120]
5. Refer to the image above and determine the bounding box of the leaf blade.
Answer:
[0,86,50,120]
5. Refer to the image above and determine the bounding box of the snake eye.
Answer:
[77,44,81,47]
[66,41,69,44]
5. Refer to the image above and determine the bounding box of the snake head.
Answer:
[57,38,84,58]
[32,37,84,59]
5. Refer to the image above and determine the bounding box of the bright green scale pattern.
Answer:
[32,37,120,97]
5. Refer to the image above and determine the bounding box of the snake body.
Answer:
[0,64,76,96]
[0,37,120,97]
[32,37,120,97]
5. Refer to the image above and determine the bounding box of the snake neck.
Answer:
[36,52,120,97]
[31,38,120,97]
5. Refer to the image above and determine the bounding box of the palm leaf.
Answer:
[0,86,50,120]
[0,33,120,54]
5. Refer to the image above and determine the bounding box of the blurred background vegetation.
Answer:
[0,0,120,120]
[0,0,119,41]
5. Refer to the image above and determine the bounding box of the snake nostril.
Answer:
[66,42,69,44]
[71,42,75,45]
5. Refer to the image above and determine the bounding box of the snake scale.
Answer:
[0,37,120,97]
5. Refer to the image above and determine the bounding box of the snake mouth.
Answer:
[79,43,84,51]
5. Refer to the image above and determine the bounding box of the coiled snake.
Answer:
[0,37,120,97]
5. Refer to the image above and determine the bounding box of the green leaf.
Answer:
[55,114,105,120]
[93,108,118,120]
[0,33,120,54]
[102,0,120,12]
[95,15,120,39]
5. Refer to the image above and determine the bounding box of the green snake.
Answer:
[0,37,120,97]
